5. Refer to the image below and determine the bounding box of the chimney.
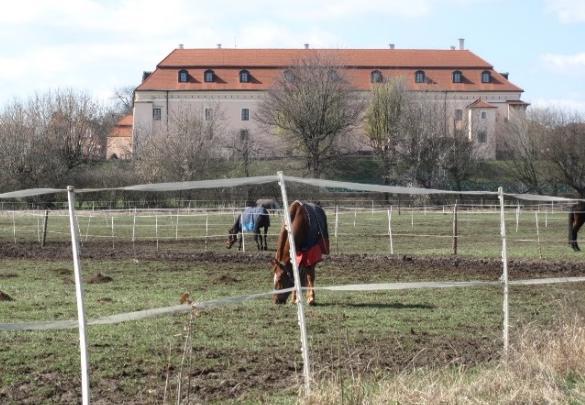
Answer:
[304,43,310,49]
[450,46,456,50]
[142,71,152,82]
[178,43,184,49]
[217,43,222,49]
[500,72,509,79]
[388,43,395,49]
[458,38,465,50]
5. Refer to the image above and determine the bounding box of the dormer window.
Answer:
[178,69,189,83]
[371,70,383,83]
[204,69,214,83]
[452,70,463,83]
[415,70,425,84]
[481,70,491,83]
[240,69,250,83]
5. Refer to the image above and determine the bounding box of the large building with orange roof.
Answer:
[126,41,527,160]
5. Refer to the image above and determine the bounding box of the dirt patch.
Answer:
[0,290,13,301]
[0,272,18,279]
[96,297,113,304]
[3,240,585,281]
[88,272,113,284]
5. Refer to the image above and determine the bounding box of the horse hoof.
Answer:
[308,300,316,306]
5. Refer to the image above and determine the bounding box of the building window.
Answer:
[455,109,463,121]
[477,130,487,143]
[153,108,162,120]
[415,70,425,83]
[204,69,214,83]
[371,70,383,83]
[241,108,250,121]
[178,69,189,83]
[283,69,293,81]
[240,69,250,83]
[204,108,212,121]
[481,111,487,119]
[452,70,463,83]
[240,129,249,141]
[481,70,491,83]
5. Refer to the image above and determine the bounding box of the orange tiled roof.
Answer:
[109,114,133,138]
[467,99,498,109]
[137,48,522,93]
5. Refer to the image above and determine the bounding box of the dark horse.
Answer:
[569,202,585,251]
[226,206,270,250]
[272,201,329,305]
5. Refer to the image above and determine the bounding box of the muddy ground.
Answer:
[2,240,585,280]
[2,241,585,403]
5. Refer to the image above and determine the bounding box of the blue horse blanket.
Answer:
[241,207,266,233]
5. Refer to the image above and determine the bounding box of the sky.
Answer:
[1,0,584,112]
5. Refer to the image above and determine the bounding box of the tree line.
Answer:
[0,56,584,199]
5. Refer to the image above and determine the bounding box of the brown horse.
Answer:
[272,201,329,305]
[569,202,585,251]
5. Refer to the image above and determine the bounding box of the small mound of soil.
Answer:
[97,297,113,304]
[0,273,18,279]
[0,290,14,301]
[215,274,240,284]
[88,272,113,284]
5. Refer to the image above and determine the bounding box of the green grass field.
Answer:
[1,204,584,403]
[0,205,576,260]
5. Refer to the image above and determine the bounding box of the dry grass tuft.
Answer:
[306,313,585,404]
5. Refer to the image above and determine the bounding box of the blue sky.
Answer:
[1,0,584,111]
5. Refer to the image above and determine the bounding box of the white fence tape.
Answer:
[1,174,584,202]
[3,277,585,332]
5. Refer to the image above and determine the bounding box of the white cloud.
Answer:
[541,52,585,73]
[545,0,585,23]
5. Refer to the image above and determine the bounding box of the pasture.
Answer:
[1,204,585,403]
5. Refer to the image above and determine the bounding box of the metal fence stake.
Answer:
[66,186,91,405]
[277,171,311,395]
[498,186,509,360]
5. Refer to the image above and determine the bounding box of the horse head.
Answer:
[271,258,294,304]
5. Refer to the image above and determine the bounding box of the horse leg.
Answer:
[569,211,581,251]
[263,226,268,250]
[292,267,307,305]
[255,231,261,250]
[575,217,584,252]
[238,232,243,250]
[306,266,315,305]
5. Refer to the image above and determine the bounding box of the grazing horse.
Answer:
[226,206,270,250]
[569,202,585,251]
[272,201,329,305]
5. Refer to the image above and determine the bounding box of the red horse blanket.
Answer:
[295,203,330,267]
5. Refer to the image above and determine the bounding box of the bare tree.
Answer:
[134,106,224,183]
[544,110,585,196]
[502,109,550,194]
[229,128,258,177]
[256,55,364,178]
[112,86,135,115]
[43,90,109,168]
[396,99,451,189]
[443,122,477,191]
[0,101,61,190]
[364,78,407,185]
